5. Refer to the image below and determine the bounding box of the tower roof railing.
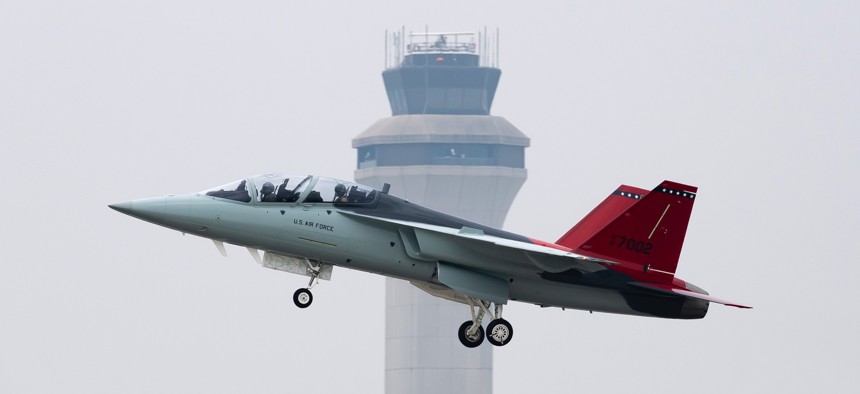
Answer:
[385,27,499,69]
[407,32,477,54]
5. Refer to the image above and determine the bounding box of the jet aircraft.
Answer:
[110,173,750,348]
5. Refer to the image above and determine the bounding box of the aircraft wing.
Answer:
[338,210,613,275]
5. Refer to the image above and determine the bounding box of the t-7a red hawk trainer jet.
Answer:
[110,174,750,348]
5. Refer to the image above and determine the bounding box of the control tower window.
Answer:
[357,143,523,168]
[358,147,377,169]
[401,54,479,67]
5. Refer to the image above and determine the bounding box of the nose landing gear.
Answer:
[292,260,324,308]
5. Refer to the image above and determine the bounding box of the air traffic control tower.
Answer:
[353,29,529,393]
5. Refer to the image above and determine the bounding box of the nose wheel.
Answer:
[293,288,313,308]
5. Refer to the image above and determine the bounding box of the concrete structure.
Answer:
[353,29,528,393]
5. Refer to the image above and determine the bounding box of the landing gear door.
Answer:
[262,251,333,281]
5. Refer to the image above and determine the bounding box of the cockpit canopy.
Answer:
[200,174,378,205]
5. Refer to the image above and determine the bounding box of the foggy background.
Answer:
[2,1,857,393]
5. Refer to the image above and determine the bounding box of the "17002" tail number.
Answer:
[610,235,653,255]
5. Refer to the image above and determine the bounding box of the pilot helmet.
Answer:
[261,182,275,195]
[335,183,347,196]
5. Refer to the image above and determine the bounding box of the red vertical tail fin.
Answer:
[556,185,648,249]
[560,181,697,276]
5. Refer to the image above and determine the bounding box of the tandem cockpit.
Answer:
[200,174,379,205]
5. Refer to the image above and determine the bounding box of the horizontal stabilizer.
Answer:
[629,282,752,309]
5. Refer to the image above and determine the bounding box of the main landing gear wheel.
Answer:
[459,296,514,348]
[486,318,513,347]
[293,288,313,308]
[458,320,485,348]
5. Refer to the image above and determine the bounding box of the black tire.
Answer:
[486,318,513,346]
[457,320,485,348]
[293,288,313,308]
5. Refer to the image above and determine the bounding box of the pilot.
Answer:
[333,183,349,203]
[259,182,276,202]
[275,179,291,202]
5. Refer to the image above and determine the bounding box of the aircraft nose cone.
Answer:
[108,197,167,222]
[108,201,134,215]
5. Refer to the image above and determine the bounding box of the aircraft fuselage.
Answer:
[111,174,749,347]
[115,192,707,320]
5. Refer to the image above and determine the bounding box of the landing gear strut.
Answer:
[457,297,514,348]
[292,260,324,308]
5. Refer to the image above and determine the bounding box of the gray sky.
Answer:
[2,1,858,393]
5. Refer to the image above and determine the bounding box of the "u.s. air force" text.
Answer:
[293,219,334,232]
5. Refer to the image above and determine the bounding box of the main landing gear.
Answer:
[292,260,324,308]
[457,296,514,348]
